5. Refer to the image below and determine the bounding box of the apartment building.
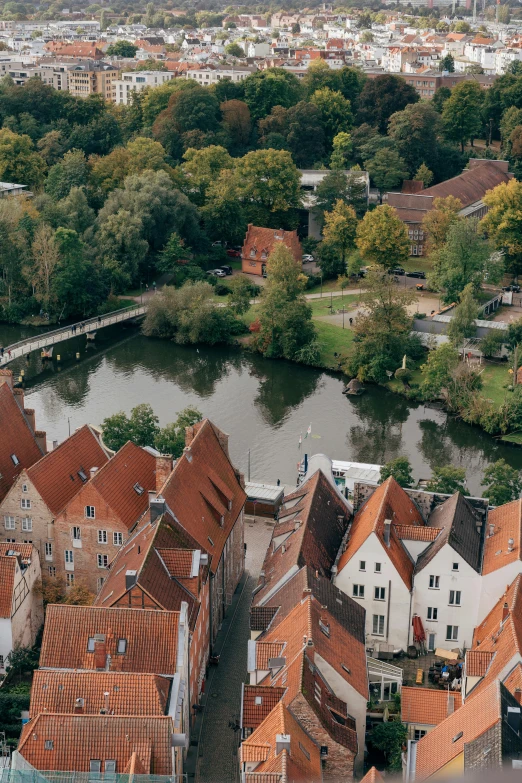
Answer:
[67,61,118,100]
[113,69,175,105]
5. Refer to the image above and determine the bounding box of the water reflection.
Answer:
[346,388,411,464]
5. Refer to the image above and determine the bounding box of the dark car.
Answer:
[388,267,406,276]
[407,270,426,279]
[226,248,241,258]
[503,284,521,293]
[219,265,233,276]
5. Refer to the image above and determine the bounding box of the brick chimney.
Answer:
[13,387,24,410]
[502,602,510,623]
[94,640,107,670]
[35,431,47,454]
[24,408,35,431]
[74,698,84,714]
[0,369,13,389]
[155,456,172,493]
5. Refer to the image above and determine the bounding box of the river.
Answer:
[2,321,522,496]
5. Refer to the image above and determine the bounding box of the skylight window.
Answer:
[78,469,87,482]
[133,483,144,495]
[10,454,19,466]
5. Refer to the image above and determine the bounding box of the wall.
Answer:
[210,511,244,645]
[10,555,44,651]
[0,473,51,561]
[189,573,210,718]
[0,617,13,671]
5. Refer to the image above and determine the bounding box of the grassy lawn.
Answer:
[480,363,511,405]
[308,294,359,317]
[402,257,433,273]
[386,367,423,394]
[315,320,354,368]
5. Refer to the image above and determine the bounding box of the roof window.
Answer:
[133,483,144,495]
[117,638,127,654]
[44,740,54,750]
[452,732,463,743]
[78,469,87,482]
[255,696,262,705]
[11,454,19,466]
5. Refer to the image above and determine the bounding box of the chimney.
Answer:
[383,519,392,547]
[125,570,138,590]
[150,494,166,524]
[276,734,291,756]
[90,467,98,479]
[13,387,24,410]
[0,369,13,389]
[447,694,455,717]
[74,697,84,714]
[185,425,196,448]
[489,523,495,537]
[94,640,107,670]
[502,602,510,623]
[24,408,35,431]
[35,431,47,454]
[508,538,515,553]
[155,455,172,494]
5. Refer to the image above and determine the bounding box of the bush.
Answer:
[395,367,412,384]
[214,281,231,296]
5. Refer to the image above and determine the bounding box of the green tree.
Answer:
[202,168,246,244]
[314,170,368,223]
[321,200,358,273]
[171,87,220,135]
[126,136,170,175]
[225,42,244,57]
[426,465,467,494]
[101,411,131,451]
[181,145,233,205]
[129,403,160,446]
[242,68,303,122]
[106,40,138,57]
[235,148,301,226]
[481,179,522,278]
[432,218,499,303]
[45,149,88,201]
[439,54,455,72]
[420,342,459,399]
[482,459,522,506]
[357,74,419,133]
[257,243,316,360]
[220,99,251,152]
[330,131,352,170]
[442,81,483,151]
[380,457,414,488]
[387,101,441,176]
[447,284,479,347]
[158,232,186,273]
[285,101,326,168]
[366,148,408,203]
[432,86,452,114]
[227,275,253,315]
[415,164,434,187]
[310,87,352,148]
[154,406,203,458]
[37,130,65,166]
[97,209,148,290]
[479,330,504,358]
[0,128,46,190]
[356,205,410,269]
[52,228,101,317]
[59,187,95,235]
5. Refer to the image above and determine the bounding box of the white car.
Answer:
[302,254,314,262]
[207,269,227,278]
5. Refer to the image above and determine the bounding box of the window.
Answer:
[373,614,385,636]
[44,740,54,750]
[22,484,28,492]
[20,498,31,509]
[4,516,15,530]
[452,562,459,571]
[85,506,95,519]
[66,574,74,586]
[0,655,3,669]
[21,517,32,531]
[449,590,461,606]
[429,575,440,589]
[427,607,438,620]
[48,566,56,577]
[353,584,365,598]
[65,550,73,564]
[414,729,427,741]
[87,637,96,652]
[97,554,108,568]
[97,530,107,544]
[105,761,116,773]
[375,562,382,573]
[117,638,127,654]
[90,761,101,773]
[374,586,386,601]
[113,532,123,546]
[359,560,366,571]
[73,527,81,540]
[45,542,53,559]
[446,625,459,641]
[299,742,310,761]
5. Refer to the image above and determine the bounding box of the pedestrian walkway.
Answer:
[186,518,273,783]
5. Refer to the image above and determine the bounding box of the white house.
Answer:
[0,543,43,673]
[113,70,176,105]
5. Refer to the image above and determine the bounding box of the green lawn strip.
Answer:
[314,320,354,369]
[501,432,522,445]
[308,294,359,317]
[386,367,423,393]
[480,363,511,406]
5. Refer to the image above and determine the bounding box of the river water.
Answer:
[2,321,522,496]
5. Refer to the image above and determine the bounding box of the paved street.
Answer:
[188,516,274,783]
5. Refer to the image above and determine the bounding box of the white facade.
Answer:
[113,70,175,104]
[184,66,254,85]
[0,548,43,672]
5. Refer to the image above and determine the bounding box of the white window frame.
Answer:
[66,573,75,586]
[429,575,440,589]
[113,532,123,546]
[353,584,365,598]
[72,526,81,540]
[374,586,385,601]
[21,517,32,532]
[374,562,382,573]
[97,553,108,568]
[65,550,73,564]
[48,566,56,577]
[4,515,15,530]
[446,625,459,641]
[449,590,461,606]
[97,530,107,544]
[372,614,385,636]
[427,607,438,621]
[20,498,31,510]
[359,560,366,571]
[85,506,95,519]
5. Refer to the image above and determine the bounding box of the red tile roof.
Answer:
[0,382,43,502]
[401,686,462,726]
[242,685,286,731]
[241,224,302,265]
[482,500,522,575]
[30,670,171,717]
[0,556,16,618]
[421,160,512,209]
[395,525,441,542]
[465,650,495,677]
[40,605,180,674]
[27,425,109,515]
[0,542,34,561]
[360,768,384,783]
[18,714,174,774]
[160,420,246,573]
[337,477,424,588]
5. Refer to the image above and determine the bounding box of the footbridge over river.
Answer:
[0,304,146,365]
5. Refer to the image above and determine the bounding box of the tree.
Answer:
[102,403,159,451]
[291,21,300,34]
[242,68,303,122]
[442,81,483,151]
[432,218,499,303]
[220,99,251,151]
[158,232,185,273]
[356,74,419,133]
[45,149,88,201]
[285,101,326,168]
[432,86,452,114]
[227,275,253,315]
[106,40,138,57]
[420,343,459,399]
[101,411,131,451]
[154,406,203,457]
[97,209,148,290]
[356,205,410,269]
[181,145,233,205]
[380,457,414,488]
[235,148,301,226]
[59,186,95,235]
[0,128,46,190]
[202,168,246,244]
[171,87,220,135]
[426,465,467,494]
[330,131,352,170]
[447,284,479,347]
[28,223,59,309]
[314,170,367,223]
[366,148,408,202]
[388,102,441,175]
[481,179,522,278]
[480,330,504,358]
[422,195,462,254]
[321,200,358,273]
[415,164,434,188]
[52,228,100,318]
[225,42,243,57]
[439,54,455,72]
[482,459,522,506]
[37,130,65,166]
[257,243,316,361]
[126,136,170,175]
[309,87,352,148]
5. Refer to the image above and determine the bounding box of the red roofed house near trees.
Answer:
[241,224,302,277]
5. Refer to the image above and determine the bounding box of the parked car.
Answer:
[211,241,225,248]
[219,265,233,276]
[302,254,314,262]
[503,284,521,293]
[207,269,227,278]
[226,248,241,258]
[388,267,405,276]
[407,270,426,279]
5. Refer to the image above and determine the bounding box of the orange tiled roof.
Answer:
[30,670,170,717]
[0,382,44,502]
[0,556,16,618]
[465,649,495,677]
[0,542,33,561]
[241,224,302,265]
[482,500,522,575]
[256,642,286,669]
[360,768,384,783]
[242,685,286,731]
[414,680,502,780]
[338,477,424,588]
[160,420,246,574]
[401,686,462,726]
[18,714,174,774]
[395,525,441,542]
[40,605,180,673]
[503,662,522,703]
[27,425,109,515]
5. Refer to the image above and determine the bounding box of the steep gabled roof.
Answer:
[415,492,483,574]
[338,477,424,588]
[27,425,109,515]
[360,768,384,783]
[0,555,16,618]
[401,686,462,726]
[241,224,302,264]
[0,381,43,501]
[242,685,286,731]
[482,499,522,575]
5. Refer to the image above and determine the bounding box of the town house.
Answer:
[0,543,43,673]
[478,499,522,620]
[52,441,161,593]
[0,424,109,563]
[241,224,302,277]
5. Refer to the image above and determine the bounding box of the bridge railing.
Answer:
[3,304,146,355]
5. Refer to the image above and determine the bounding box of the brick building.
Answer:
[0,424,109,563]
[52,441,160,593]
[160,419,246,645]
[241,224,302,277]
[0,543,43,673]
[0,370,46,503]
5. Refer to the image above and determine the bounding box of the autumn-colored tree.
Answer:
[481,178,522,277]
[422,195,462,253]
[322,200,358,269]
[414,163,434,188]
[356,204,410,269]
